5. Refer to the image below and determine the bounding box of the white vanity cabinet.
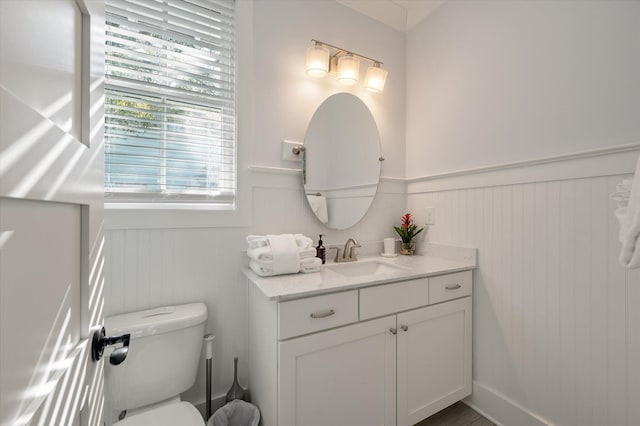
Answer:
[247,268,473,426]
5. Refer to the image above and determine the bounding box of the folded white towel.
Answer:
[300,257,322,273]
[267,234,300,275]
[246,234,314,250]
[246,235,269,249]
[307,194,329,224]
[249,257,318,277]
[249,260,274,277]
[247,246,316,262]
[618,155,640,269]
[251,256,316,268]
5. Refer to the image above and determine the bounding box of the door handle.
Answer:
[445,284,462,290]
[92,327,130,365]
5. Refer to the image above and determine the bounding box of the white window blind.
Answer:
[105,0,236,205]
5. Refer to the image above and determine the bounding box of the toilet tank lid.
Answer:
[105,303,207,339]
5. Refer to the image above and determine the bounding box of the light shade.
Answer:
[306,45,330,77]
[364,63,388,93]
[337,54,360,86]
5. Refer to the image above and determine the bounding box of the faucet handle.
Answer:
[348,244,361,260]
[333,247,343,262]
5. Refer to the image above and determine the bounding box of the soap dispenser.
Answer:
[316,234,326,264]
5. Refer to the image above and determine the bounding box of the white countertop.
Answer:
[245,243,477,301]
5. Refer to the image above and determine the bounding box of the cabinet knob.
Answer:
[389,328,397,335]
[400,325,408,332]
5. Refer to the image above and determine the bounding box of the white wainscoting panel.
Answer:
[408,174,640,426]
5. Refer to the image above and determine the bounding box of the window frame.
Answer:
[104,0,253,230]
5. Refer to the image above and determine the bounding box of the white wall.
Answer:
[406,0,640,178]
[103,0,407,414]
[406,1,640,425]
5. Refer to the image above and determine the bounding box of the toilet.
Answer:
[104,303,208,425]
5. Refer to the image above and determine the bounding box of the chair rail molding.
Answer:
[407,142,640,194]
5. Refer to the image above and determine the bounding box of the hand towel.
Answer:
[293,234,314,249]
[247,246,316,262]
[618,155,640,269]
[246,235,269,250]
[249,257,317,277]
[306,194,329,224]
[300,257,322,274]
[249,260,274,277]
[246,234,314,250]
[267,234,300,275]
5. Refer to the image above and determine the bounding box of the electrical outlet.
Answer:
[282,140,304,161]
[425,207,435,225]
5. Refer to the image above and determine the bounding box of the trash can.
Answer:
[207,399,260,426]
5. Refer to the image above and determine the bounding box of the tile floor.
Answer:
[415,402,496,426]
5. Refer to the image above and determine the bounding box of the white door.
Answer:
[396,297,472,426]
[279,316,397,426]
[0,0,105,425]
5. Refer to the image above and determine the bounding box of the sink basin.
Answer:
[325,260,408,277]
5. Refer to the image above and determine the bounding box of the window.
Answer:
[105,0,235,206]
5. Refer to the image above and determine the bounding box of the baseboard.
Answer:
[465,381,551,426]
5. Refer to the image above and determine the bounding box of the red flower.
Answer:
[401,213,413,228]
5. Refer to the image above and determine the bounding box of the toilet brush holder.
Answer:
[225,356,246,402]
[204,334,215,419]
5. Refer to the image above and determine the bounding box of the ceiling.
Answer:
[336,0,445,33]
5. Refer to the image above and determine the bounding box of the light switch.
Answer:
[425,207,435,225]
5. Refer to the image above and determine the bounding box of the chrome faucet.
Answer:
[334,238,361,263]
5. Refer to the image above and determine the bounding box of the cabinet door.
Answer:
[397,297,472,426]
[279,315,397,426]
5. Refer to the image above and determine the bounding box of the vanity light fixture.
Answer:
[305,39,388,93]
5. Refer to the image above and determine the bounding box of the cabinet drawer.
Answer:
[359,278,429,320]
[428,271,472,304]
[278,290,358,340]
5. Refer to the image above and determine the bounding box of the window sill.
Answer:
[104,202,250,230]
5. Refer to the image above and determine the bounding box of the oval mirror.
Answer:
[303,93,382,230]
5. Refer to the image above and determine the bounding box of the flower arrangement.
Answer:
[393,213,424,255]
[393,213,424,243]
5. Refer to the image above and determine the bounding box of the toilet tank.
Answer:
[104,303,207,411]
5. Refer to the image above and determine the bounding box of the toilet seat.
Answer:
[114,401,204,426]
